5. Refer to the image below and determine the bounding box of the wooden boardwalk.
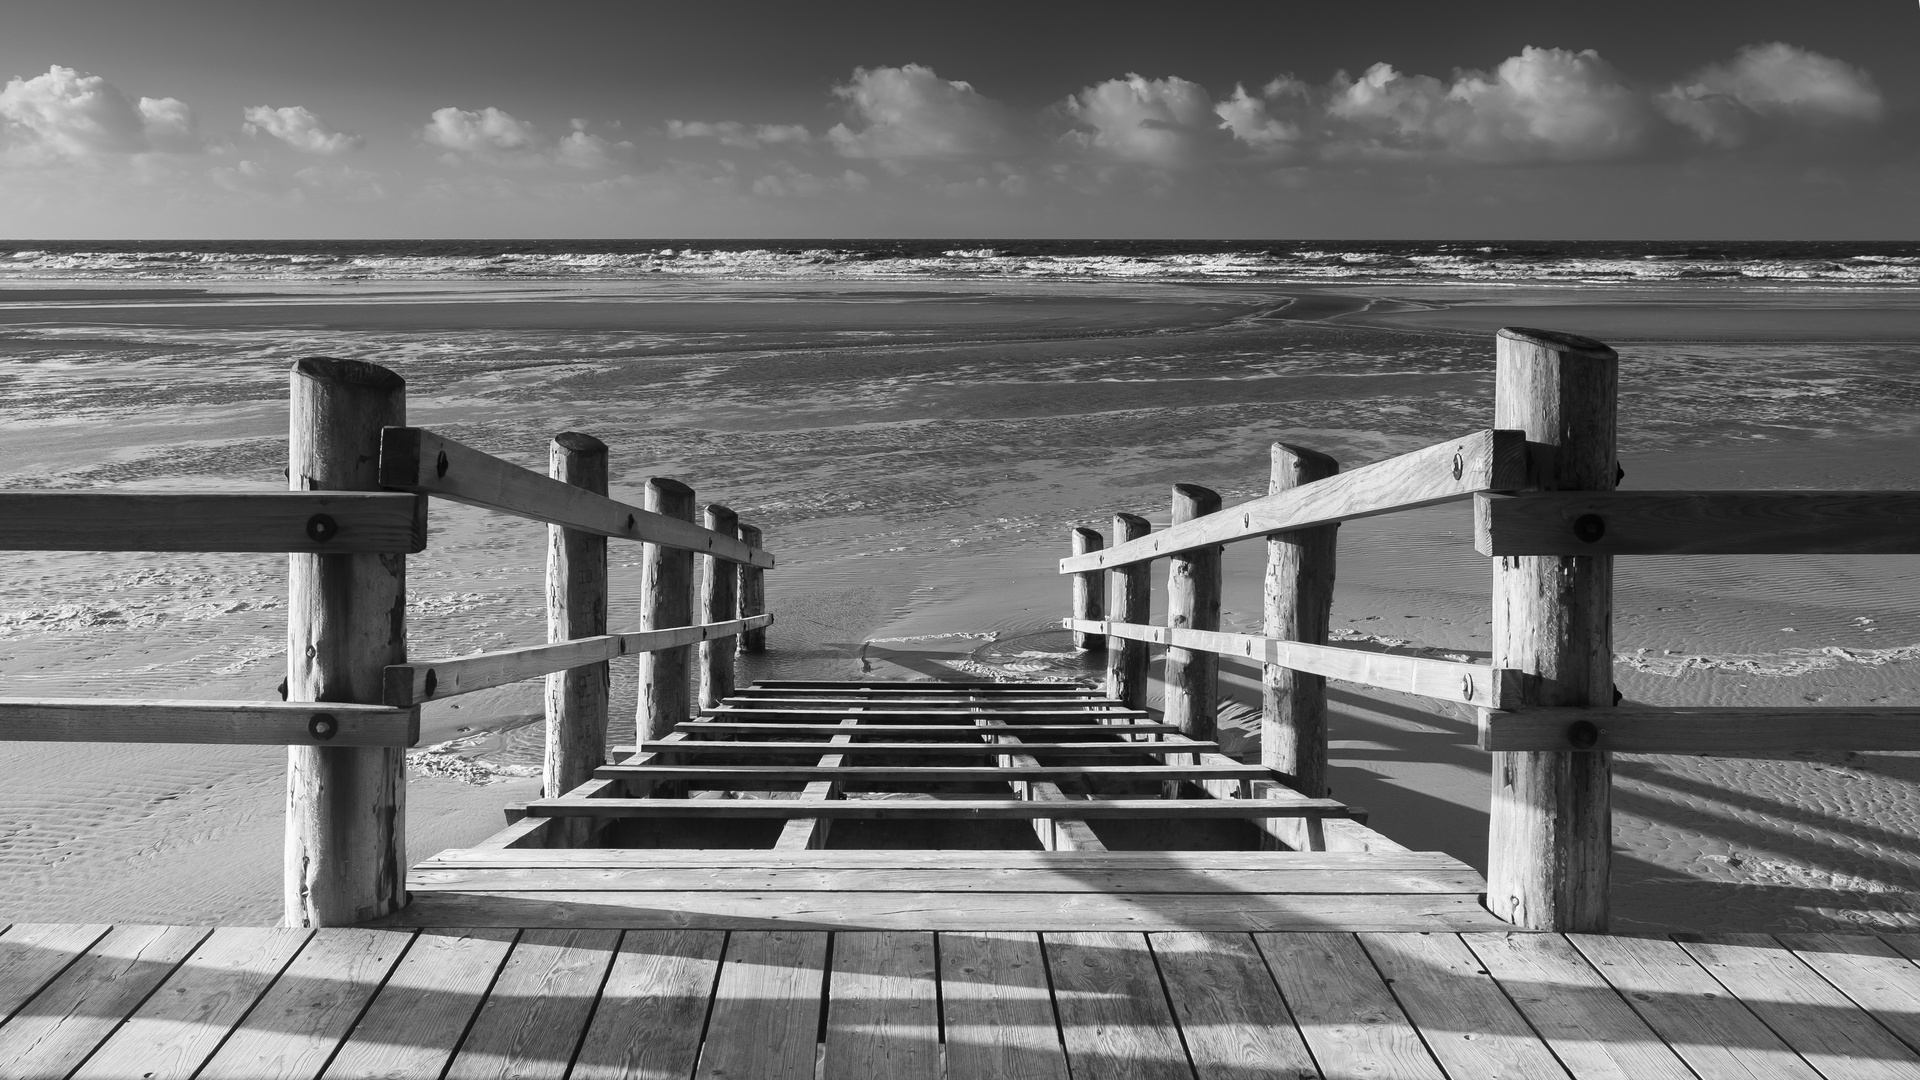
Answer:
[5,922,1920,1078]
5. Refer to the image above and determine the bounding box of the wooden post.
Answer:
[1488,326,1618,932]
[737,523,767,655]
[1263,444,1339,851]
[1105,513,1151,709]
[700,503,740,709]
[543,432,608,848]
[638,478,695,743]
[284,357,408,928]
[1163,484,1222,743]
[1069,527,1104,651]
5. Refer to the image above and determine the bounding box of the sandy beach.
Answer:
[1,274,1916,931]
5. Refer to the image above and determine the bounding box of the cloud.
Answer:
[1658,43,1884,148]
[243,105,363,154]
[667,120,813,149]
[424,107,624,167]
[0,65,199,161]
[827,64,1010,159]
[1214,78,1313,157]
[1063,74,1221,168]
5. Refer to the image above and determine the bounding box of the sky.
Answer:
[1,0,1915,239]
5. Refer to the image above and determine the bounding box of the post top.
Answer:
[1271,442,1340,469]
[704,503,739,524]
[293,357,405,389]
[1171,482,1220,503]
[1497,327,1616,360]
[1114,511,1150,527]
[647,476,695,497]
[551,431,607,454]
[1071,525,1103,539]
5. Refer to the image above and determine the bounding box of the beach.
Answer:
[1,258,1916,931]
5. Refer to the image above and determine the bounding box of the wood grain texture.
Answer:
[738,521,768,654]
[698,503,739,710]
[0,491,426,553]
[1060,428,1526,572]
[1778,933,1920,1057]
[625,739,1223,757]
[0,924,111,1022]
[1264,443,1339,820]
[526,797,1344,820]
[677,721,1172,735]
[1165,484,1222,749]
[378,427,774,567]
[324,927,517,1079]
[596,764,1274,784]
[1480,705,1920,753]
[196,927,414,1079]
[1359,931,1570,1079]
[940,931,1071,1080]
[825,932,941,1080]
[1256,932,1445,1080]
[773,717,857,851]
[703,705,1145,718]
[1107,513,1152,710]
[1477,490,1920,555]
[0,698,417,746]
[444,927,621,1080]
[1045,931,1191,1080]
[1070,527,1105,651]
[638,476,697,747]
[417,849,1473,871]
[570,929,724,1080]
[1149,932,1316,1080]
[0,924,206,1079]
[980,715,1105,852]
[543,434,609,849]
[694,930,828,1080]
[407,866,1486,895]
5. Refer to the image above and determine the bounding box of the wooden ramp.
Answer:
[7,923,1920,1079]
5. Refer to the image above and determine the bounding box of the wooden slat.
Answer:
[525,797,1347,820]
[1060,429,1526,572]
[0,491,427,553]
[705,707,1147,719]
[380,427,774,567]
[1149,932,1318,1080]
[325,927,517,1079]
[1045,931,1192,1079]
[981,715,1105,852]
[1461,932,1697,1080]
[1256,932,1445,1080]
[824,932,940,1080]
[71,927,310,1080]
[570,930,724,1080]
[408,866,1487,895]
[1677,934,1920,1079]
[625,739,1220,756]
[416,849,1474,872]
[0,698,418,747]
[940,931,1070,1080]
[1479,706,1920,753]
[773,717,857,851]
[1780,934,1920,1056]
[0,924,111,1022]
[681,722,1171,735]
[722,696,1112,706]
[444,928,621,1080]
[0,924,207,1078]
[693,930,827,1080]
[1476,490,1920,555]
[746,680,1086,689]
[1069,619,1517,709]
[1570,932,1823,1080]
[385,615,773,706]
[1359,931,1571,1078]
[595,763,1283,784]
[196,928,415,1080]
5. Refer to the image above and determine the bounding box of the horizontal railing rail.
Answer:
[1476,491,1920,556]
[0,492,427,553]
[1478,705,1920,754]
[0,698,418,746]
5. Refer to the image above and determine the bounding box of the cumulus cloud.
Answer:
[1214,78,1312,157]
[1063,74,1222,168]
[424,107,624,167]
[667,120,813,149]
[243,105,363,154]
[827,64,1010,159]
[0,65,199,161]
[1658,43,1884,147]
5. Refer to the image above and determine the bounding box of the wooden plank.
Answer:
[324,927,518,1079]
[747,680,1087,690]
[444,927,621,1080]
[0,491,427,553]
[1779,933,1920,1057]
[824,932,940,1080]
[407,866,1488,895]
[1256,932,1445,1080]
[571,930,724,1080]
[1460,932,1696,1080]
[1070,620,1517,709]
[0,699,418,747]
[525,797,1347,820]
[416,850,1475,872]
[1358,931,1571,1078]
[1481,705,1920,753]
[0,924,111,1022]
[1149,932,1318,1080]
[196,928,415,1080]
[1061,429,1526,572]
[705,707,1146,719]
[719,696,1117,707]
[693,930,828,1080]
[1045,931,1192,1079]
[682,722,1169,735]
[982,715,1105,852]
[774,716,857,851]
[1570,932,1823,1080]
[1677,934,1920,1080]
[1477,490,1920,556]
[595,763,1282,783]
[0,924,206,1078]
[71,927,310,1080]
[379,427,774,567]
[941,931,1070,1080]
[385,615,773,706]
[626,739,1221,756]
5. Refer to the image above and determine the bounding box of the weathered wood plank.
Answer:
[524,797,1346,820]
[773,717,857,851]
[323,927,517,1079]
[1256,932,1445,1080]
[1477,490,1920,556]
[195,928,415,1080]
[679,722,1173,735]
[717,696,1116,707]
[1480,705,1920,753]
[704,706,1146,718]
[1359,930,1571,1078]
[70,927,310,1080]
[407,866,1487,895]
[417,848,1474,871]
[693,930,828,1080]
[1046,931,1193,1079]
[825,932,940,1080]
[595,763,1280,784]
[1460,932,1696,1080]
[624,739,1222,756]
[571,929,724,1080]
[1060,428,1526,572]
[0,491,427,553]
[0,924,206,1078]
[0,923,111,1022]
[940,931,1070,1080]
[1149,932,1317,1080]
[742,680,1090,690]
[1779,933,1920,1057]
[379,427,774,567]
[981,716,1105,852]
[443,928,621,1080]
[0,699,418,747]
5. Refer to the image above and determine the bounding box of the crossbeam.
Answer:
[1476,491,1920,555]
[676,722,1176,735]
[525,796,1350,819]
[592,763,1284,783]
[0,698,418,746]
[1479,705,1920,753]
[0,491,426,553]
[627,740,1221,756]
[702,707,1147,719]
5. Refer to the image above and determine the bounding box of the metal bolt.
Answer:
[309,713,338,741]
[435,450,449,478]
[1461,674,1474,700]
[423,670,438,698]
[1566,719,1600,750]
[1452,451,1464,481]
[305,513,338,543]
[1572,514,1606,544]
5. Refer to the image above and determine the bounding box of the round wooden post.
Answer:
[1488,326,1618,932]
[1263,444,1339,799]
[1164,484,1222,742]
[737,522,767,655]
[638,477,695,743]
[284,357,407,928]
[700,503,740,709]
[1105,513,1151,709]
[544,432,608,848]
[1069,527,1105,651]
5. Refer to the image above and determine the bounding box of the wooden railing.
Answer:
[1061,326,1920,932]
[0,357,774,927]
